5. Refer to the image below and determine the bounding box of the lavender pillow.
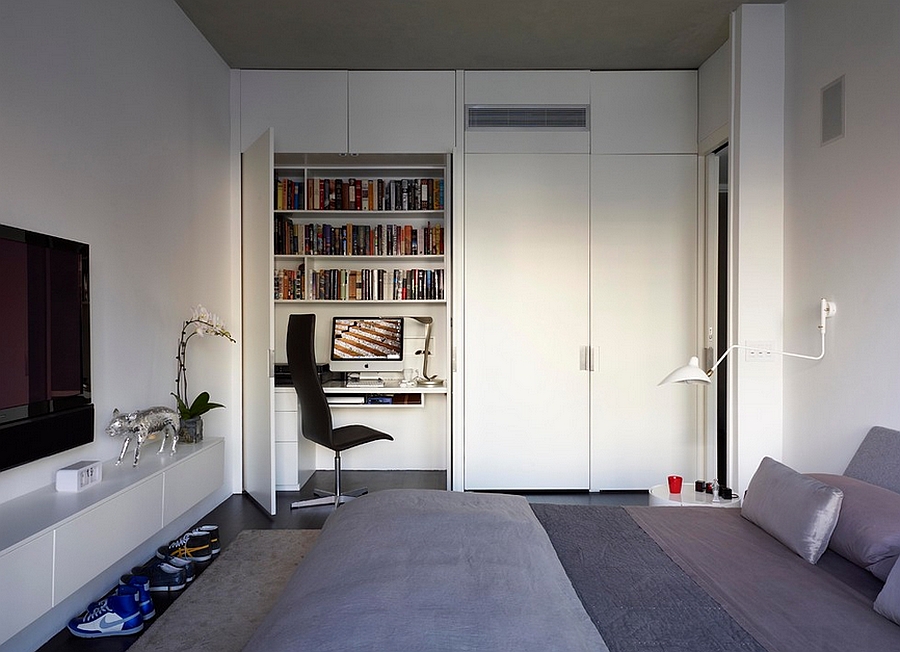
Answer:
[810,473,900,580]
[742,457,843,564]
[875,555,900,625]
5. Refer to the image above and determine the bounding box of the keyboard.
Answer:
[345,378,384,388]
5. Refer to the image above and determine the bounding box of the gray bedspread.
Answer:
[628,505,900,652]
[242,489,608,652]
[531,503,765,652]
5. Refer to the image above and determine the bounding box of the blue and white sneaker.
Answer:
[119,575,156,619]
[67,593,143,638]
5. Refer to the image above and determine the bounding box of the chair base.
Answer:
[291,486,368,509]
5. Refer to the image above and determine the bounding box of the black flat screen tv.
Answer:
[0,224,94,473]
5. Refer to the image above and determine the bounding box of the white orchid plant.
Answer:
[173,305,236,421]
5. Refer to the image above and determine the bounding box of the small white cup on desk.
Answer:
[400,368,417,387]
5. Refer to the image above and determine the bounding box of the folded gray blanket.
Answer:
[243,489,608,652]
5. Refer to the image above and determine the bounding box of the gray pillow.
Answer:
[875,554,900,625]
[741,457,843,564]
[809,473,900,580]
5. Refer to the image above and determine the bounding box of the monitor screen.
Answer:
[330,317,404,373]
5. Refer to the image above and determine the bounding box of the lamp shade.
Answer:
[658,356,711,385]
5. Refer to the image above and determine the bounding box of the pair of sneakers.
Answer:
[132,558,189,592]
[67,579,152,638]
[156,524,220,563]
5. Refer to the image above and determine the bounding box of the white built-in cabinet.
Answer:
[461,70,698,490]
[239,70,456,154]
[0,439,224,645]
[241,104,454,509]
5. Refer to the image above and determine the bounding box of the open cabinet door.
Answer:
[241,129,276,515]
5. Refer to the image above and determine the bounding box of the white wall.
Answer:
[783,0,900,471]
[730,4,785,492]
[698,42,731,154]
[0,0,237,502]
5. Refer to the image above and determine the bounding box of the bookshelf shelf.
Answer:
[273,158,447,304]
[275,299,447,305]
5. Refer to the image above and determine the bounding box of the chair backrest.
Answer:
[286,313,334,450]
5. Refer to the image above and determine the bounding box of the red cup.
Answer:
[667,475,683,494]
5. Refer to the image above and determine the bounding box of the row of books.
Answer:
[274,215,444,256]
[274,265,445,301]
[276,176,445,212]
[275,176,304,211]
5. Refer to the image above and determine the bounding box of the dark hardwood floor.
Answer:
[36,470,647,652]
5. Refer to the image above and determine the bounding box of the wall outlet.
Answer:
[56,460,102,492]
[745,341,775,361]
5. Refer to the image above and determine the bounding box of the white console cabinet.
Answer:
[0,438,225,646]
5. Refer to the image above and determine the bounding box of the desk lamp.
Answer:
[659,298,837,385]
[410,316,443,387]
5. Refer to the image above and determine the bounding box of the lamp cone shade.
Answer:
[658,356,711,385]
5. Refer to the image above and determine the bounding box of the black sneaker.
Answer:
[195,525,220,556]
[157,530,212,563]
[154,552,196,582]
[133,559,187,592]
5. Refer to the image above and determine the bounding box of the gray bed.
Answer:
[243,426,900,651]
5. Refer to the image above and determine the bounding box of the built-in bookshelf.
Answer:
[273,157,447,305]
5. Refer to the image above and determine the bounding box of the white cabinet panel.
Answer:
[275,441,299,489]
[349,71,456,153]
[590,155,698,489]
[274,389,300,489]
[240,70,348,153]
[54,476,164,603]
[464,70,591,154]
[465,70,591,105]
[241,129,277,515]
[0,533,52,642]
[591,71,698,154]
[163,439,225,525]
[463,153,591,490]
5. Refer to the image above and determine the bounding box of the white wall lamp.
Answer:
[659,298,837,385]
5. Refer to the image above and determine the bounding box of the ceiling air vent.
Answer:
[466,105,589,130]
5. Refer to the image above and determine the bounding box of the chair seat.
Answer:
[331,424,393,452]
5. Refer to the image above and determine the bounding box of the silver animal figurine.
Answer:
[107,406,181,467]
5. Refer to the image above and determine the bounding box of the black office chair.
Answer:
[287,313,393,509]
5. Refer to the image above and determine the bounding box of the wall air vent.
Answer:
[466,105,589,130]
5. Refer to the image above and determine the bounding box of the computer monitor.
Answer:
[329,317,405,374]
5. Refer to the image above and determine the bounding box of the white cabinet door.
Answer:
[590,155,698,489]
[591,71,698,154]
[240,71,348,153]
[463,153,591,490]
[348,71,456,153]
[241,129,277,515]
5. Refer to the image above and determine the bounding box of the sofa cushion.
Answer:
[742,457,843,564]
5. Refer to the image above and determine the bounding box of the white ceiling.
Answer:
[174,0,783,71]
